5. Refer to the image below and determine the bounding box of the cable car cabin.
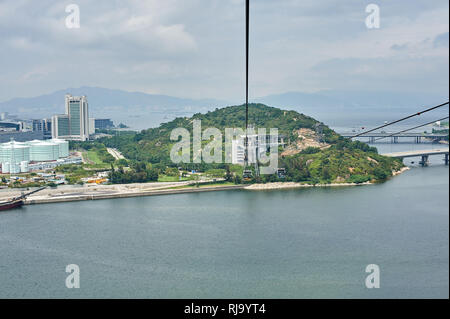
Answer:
[243,169,253,181]
[277,168,286,179]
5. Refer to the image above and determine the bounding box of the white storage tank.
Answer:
[4,162,20,174]
[0,141,31,165]
[27,140,59,162]
[10,163,20,174]
[51,139,69,158]
[2,162,10,174]
[20,161,29,173]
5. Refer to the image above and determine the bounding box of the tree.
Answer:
[225,165,232,181]
[116,159,128,166]
[322,167,331,182]
[373,167,389,180]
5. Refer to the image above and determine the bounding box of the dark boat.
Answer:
[0,199,24,211]
[0,186,46,212]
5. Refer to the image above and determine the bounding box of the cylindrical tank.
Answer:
[51,139,69,158]
[2,162,10,174]
[27,140,59,161]
[20,161,29,173]
[10,163,20,174]
[0,141,31,165]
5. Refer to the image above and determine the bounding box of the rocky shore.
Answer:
[392,166,410,176]
[246,166,410,190]
[245,181,371,190]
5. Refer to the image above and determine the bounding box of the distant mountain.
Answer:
[1,86,447,130]
[254,90,448,109]
[0,86,229,129]
[254,91,345,109]
[254,90,449,129]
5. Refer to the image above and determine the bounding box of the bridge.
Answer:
[340,132,448,143]
[382,148,449,166]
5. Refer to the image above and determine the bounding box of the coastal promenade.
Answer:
[0,182,245,206]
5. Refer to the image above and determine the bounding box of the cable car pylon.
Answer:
[243,0,253,181]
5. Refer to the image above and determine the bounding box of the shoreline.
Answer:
[246,167,410,190]
[0,167,411,206]
[24,185,246,205]
[244,181,371,190]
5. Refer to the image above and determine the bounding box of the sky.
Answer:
[0,0,448,102]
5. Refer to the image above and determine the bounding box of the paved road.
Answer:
[107,148,125,160]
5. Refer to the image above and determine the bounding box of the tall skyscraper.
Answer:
[52,94,90,141]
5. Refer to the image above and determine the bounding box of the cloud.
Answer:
[0,0,448,102]
[309,55,449,94]
[434,32,449,48]
[391,43,409,51]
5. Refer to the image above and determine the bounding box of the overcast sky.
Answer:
[0,0,448,102]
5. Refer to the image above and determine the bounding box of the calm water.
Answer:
[0,149,448,299]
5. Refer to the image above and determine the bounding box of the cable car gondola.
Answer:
[277,168,286,179]
[243,169,253,181]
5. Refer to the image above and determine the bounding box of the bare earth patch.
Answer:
[281,128,330,156]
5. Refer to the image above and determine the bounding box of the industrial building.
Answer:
[0,130,45,143]
[0,139,70,174]
[94,119,114,130]
[0,122,20,131]
[32,118,52,139]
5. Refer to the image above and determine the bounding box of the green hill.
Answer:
[90,103,404,184]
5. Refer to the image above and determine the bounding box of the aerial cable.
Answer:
[374,116,449,142]
[350,101,449,138]
[244,0,250,167]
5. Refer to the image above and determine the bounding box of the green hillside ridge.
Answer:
[89,103,404,184]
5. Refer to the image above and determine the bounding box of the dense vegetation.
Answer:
[77,103,403,184]
[109,162,158,184]
[97,104,339,164]
[432,124,449,141]
[280,140,403,184]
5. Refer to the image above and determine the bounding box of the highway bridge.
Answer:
[382,148,449,166]
[340,132,448,143]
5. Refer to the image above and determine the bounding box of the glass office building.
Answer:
[52,94,90,141]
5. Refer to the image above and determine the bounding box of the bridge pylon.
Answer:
[419,155,429,167]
